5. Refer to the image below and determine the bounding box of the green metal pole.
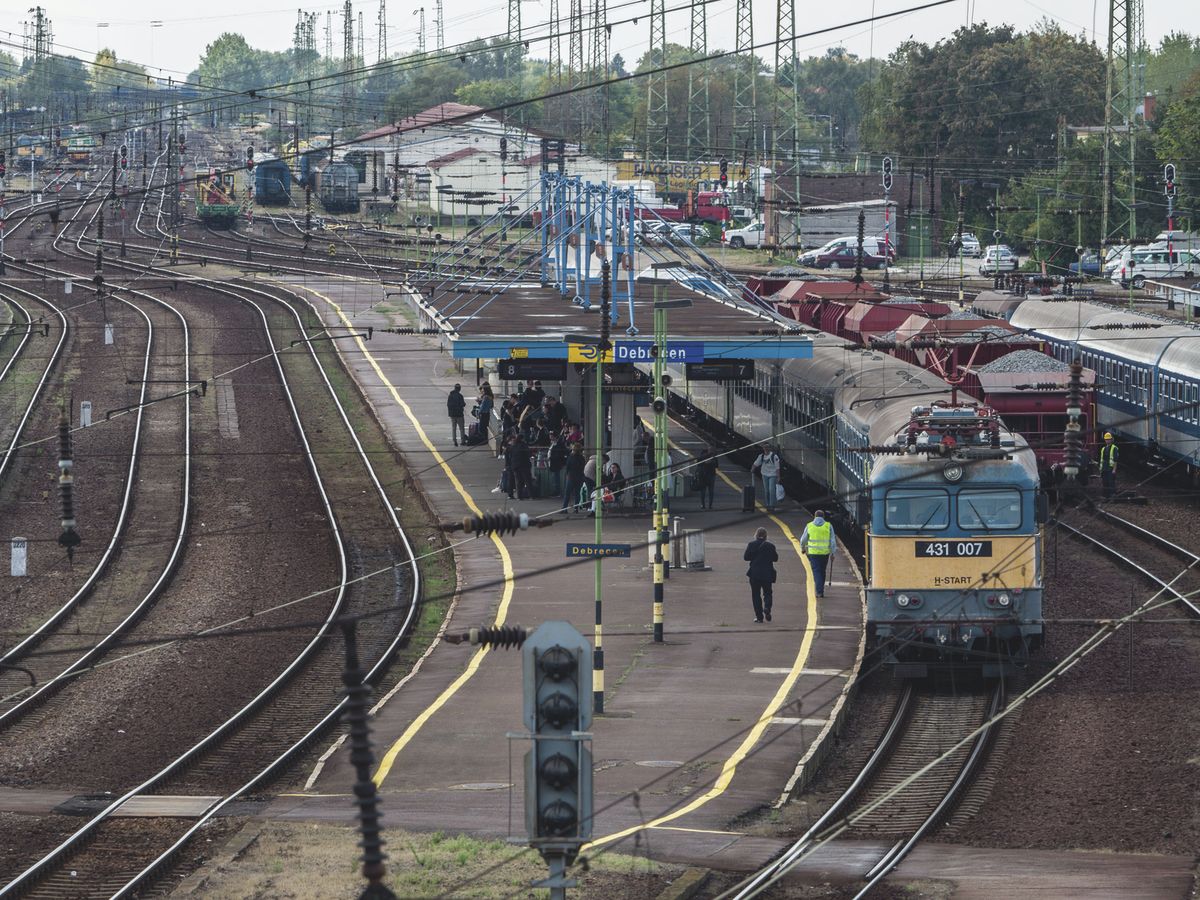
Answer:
[593,348,605,708]
[653,294,666,642]
[657,296,670,581]
[593,262,609,713]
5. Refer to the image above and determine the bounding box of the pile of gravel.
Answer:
[979,349,1070,373]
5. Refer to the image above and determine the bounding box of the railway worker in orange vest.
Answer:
[1099,432,1118,498]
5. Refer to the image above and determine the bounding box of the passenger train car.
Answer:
[669,333,1046,674]
[983,294,1200,482]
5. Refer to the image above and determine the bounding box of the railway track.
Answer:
[0,290,66,485]
[723,680,1004,899]
[0,165,424,898]
[1056,507,1200,618]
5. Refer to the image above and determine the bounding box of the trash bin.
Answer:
[684,530,705,569]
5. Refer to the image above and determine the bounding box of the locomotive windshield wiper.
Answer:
[966,499,994,533]
[917,503,943,533]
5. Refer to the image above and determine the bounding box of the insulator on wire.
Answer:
[443,624,528,650]
[1063,359,1084,480]
[57,412,80,559]
[442,510,553,537]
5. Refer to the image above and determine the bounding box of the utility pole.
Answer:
[548,0,561,85]
[568,0,585,139]
[1100,0,1144,251]
[377,0,387,61]
[733,0,756,171]
[644,0,668,161]
[772,0,799,249]
[435,0,445,50]
[415,7,426,55]
[685,0,710,162]
[343,0,355,115]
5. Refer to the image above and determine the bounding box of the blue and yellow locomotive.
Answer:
[865,405,1045,675]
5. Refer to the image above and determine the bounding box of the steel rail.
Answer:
[721,682,915,900]
[0,178,192,721]
[852,681,1004,898]
[0,244,352,900]
[1058,518,1200,617]
[0,289,67,486]
[110,276,422,900]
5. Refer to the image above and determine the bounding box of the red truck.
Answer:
[634,191,732,224]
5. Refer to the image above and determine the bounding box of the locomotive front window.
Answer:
[957,488,1022,530]
[884,489,949,530]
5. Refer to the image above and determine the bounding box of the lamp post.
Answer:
[637,266,691,643]
[955,179,976,306]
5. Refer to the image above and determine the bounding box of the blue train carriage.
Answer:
[1010,298,1200,470]
[864,405,1045,676]
[317,160,361,213]
[253,156,292,206]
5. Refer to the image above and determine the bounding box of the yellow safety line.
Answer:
[291,283,515,787]
[587,430,819,849]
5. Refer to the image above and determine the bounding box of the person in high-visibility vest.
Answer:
[799,509,837,598]
[1099,432,1118,498]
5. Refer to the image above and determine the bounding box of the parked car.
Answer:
[980,245,1019,275]
[813,245,889,271]
[634,221,676,246]
[1111,247,1200,288]
[664,223,709,246]
[958,232,982,257]
[726,221,766,249]
[1068,252,1102,276]
[799,235,896,266]
[729,205,755,222]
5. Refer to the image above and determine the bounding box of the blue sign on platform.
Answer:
[614,341,704,363]
[565,542,633,558]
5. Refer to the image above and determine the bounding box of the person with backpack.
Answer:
[751,446,782,512]
[447,384,467,447]
[743,527,779,623]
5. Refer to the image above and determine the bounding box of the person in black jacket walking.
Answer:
[561,443,587,513]
[743,527,779,623]
[447,384,467,446]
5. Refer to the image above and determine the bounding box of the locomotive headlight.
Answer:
[943,463,964,482]
[997,593,1011,608]
[897,594,911,608]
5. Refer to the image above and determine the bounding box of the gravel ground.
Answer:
[0,294,141,661]
[0,285,337,789]
[945,501,1200,856]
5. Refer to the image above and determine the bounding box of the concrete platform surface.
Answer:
[266,275,865,861]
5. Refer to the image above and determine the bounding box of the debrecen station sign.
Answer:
[613,341,704,363]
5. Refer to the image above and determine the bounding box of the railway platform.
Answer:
[265,274,866,869]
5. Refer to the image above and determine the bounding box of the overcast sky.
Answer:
[0,0,1195,83]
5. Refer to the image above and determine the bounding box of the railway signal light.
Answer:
[719,157,728,188]
[247,146,255,171]
[1164,164,1176,198]
[499,136,508,162]
[119,144,127,170]
[0,151,6,178]
[882,156,894,192]
[523,622,592,855]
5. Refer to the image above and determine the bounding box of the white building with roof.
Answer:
[353,102,615,218]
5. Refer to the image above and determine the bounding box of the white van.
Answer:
[1111,247,1200,288]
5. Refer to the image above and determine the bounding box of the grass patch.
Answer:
[196,822,680,899]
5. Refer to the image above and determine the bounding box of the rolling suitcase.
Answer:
[742,484,755,512]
